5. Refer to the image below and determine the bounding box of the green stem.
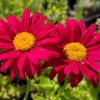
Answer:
[57,79,69,97]
[23,76,31,100]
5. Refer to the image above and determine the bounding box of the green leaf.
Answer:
[39,76,54,93]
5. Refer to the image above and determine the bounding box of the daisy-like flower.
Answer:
[0,8,60,80]
[43,19,100,88]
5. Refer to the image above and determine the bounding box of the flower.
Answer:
[43,19,100,88]
[0,8,60,80]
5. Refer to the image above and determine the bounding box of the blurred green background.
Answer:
[0,0,100,100]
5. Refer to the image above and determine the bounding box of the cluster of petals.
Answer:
[43,18,100,88]
[0,8,60,80]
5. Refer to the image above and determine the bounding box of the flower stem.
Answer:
[23,76,31,100]
[57,79,69,97]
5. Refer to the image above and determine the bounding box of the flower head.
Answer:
[0,8,60,80]
[43,19,100,88]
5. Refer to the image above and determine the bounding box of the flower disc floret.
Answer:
[63,42,87,62]
[13,32,36,51]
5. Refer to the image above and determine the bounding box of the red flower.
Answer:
[0,8,60,80]
[43,19,100,88]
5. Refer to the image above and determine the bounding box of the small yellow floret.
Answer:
[13,32,36,51]
[63,42,87,62]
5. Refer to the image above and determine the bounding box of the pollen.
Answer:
[13,32,36,51]
[63,42,87,62]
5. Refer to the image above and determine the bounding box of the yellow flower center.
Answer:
[13,32,36,51]
[63,42,87,62]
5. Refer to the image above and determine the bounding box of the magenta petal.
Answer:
[0,42,14,49]
[88,50,100,55]
[86,44,100,51]
[36,27,57,40]
[58,68,66,83]
[88,60,100,72]
[17,53,26,70]
[78,20,85,32]
[79,63,85,76]
[27,51,41,75]
[39,45,61,58]
[36,36,60,45]
[64,61,74,76]
[32,16,46,36]
[54,65,65,72]
[42,58,62,69]
[82,62,98,88]
[6,15,21,33]
[80,24,96,45]
[18,69,25,80]
[35,22,54,39]
[0,32,11,41]
[27,51,40,66]
[64,65,73,76]
[0,19,10,33]
[10,60,17,80]
[8,26,17,40]
[1,59,12,72]
[0,50,21,61]
[29,12,40,32]
[82,62,96,86]
[88,55,100,61]
[85,34,100,47]
[88,50,100,60]
[57,23,68,43]
[21,8,30,32]
[49,68,57,80]
[72,61,79,74]
[70,72,77,87]
[24,59,35,79]
[32,47,49,61]
[66,18,81,42]
[70,71,83,87]
[34,47,52,59]
[90,70,99,88]
[32,63,41,76]
[10,68,16,80]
